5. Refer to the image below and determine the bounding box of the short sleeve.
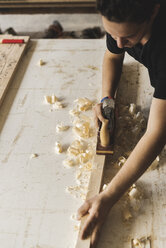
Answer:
[153,51,166,100]
[106,33,124,54]
[153,79,166,100]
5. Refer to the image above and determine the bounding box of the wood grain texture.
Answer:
[0,35,30,107]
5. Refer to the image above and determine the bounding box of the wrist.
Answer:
[101,96,114,103]
[100,188,117,207]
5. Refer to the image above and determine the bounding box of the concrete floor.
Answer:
[0,14,104,38]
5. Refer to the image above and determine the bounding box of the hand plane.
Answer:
[96,98,116,155]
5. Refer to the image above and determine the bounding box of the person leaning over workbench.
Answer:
[77,0,166,247]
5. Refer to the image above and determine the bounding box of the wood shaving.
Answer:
[122,207,132,221]
[55,142,63,154]
[73,120,90,138]
[56,123,69,132]
[70,213,78,221]
[117,156,127,167]
[52,101,64,109]
[63,158,75,168]
[132,238,143,248]
[38,59,45,66]
[129,103,137,115]
[74,97,93,111]
[128,184,142,199]
[30,153,39,158]
[69,109,80,116]
[44,95,58,104]
[102,184,108,191]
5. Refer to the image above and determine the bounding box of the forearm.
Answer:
[102,49,124,99]
[102,130,166,205]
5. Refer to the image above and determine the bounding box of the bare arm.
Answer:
[94,49,124,126]
[102,49,124,98]
[102,97,166,203]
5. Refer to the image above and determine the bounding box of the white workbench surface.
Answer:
[0,39,165,248]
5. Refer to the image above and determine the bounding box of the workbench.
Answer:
[0,39,165,248]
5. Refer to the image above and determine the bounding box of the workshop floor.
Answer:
[0,13,104,38]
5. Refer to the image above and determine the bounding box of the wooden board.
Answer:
[0,39,105,248]
[75,155,105,248]
[0,39,165,248]
[0,35,30,107]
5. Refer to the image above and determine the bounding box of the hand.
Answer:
[77,192,112,248]
[93,103,107,128]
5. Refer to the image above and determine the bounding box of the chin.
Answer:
[125,44,135,48]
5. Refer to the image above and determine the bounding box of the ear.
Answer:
[151,4,160,21]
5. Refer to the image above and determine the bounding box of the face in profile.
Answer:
[102,16,150,48]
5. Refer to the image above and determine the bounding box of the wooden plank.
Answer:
[0,35,30,107]
[0,39,106,248]
[75,154,105,248]
[0,39,165,248]
[0,0,96,13]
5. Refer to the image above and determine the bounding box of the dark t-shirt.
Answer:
[106,2,166,100]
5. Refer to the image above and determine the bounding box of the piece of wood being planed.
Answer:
[75,154,106,248]
[0,35,30,108]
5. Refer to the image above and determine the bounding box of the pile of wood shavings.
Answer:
[65,98,96,200]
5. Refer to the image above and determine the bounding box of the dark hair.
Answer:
[96,0,157,23]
